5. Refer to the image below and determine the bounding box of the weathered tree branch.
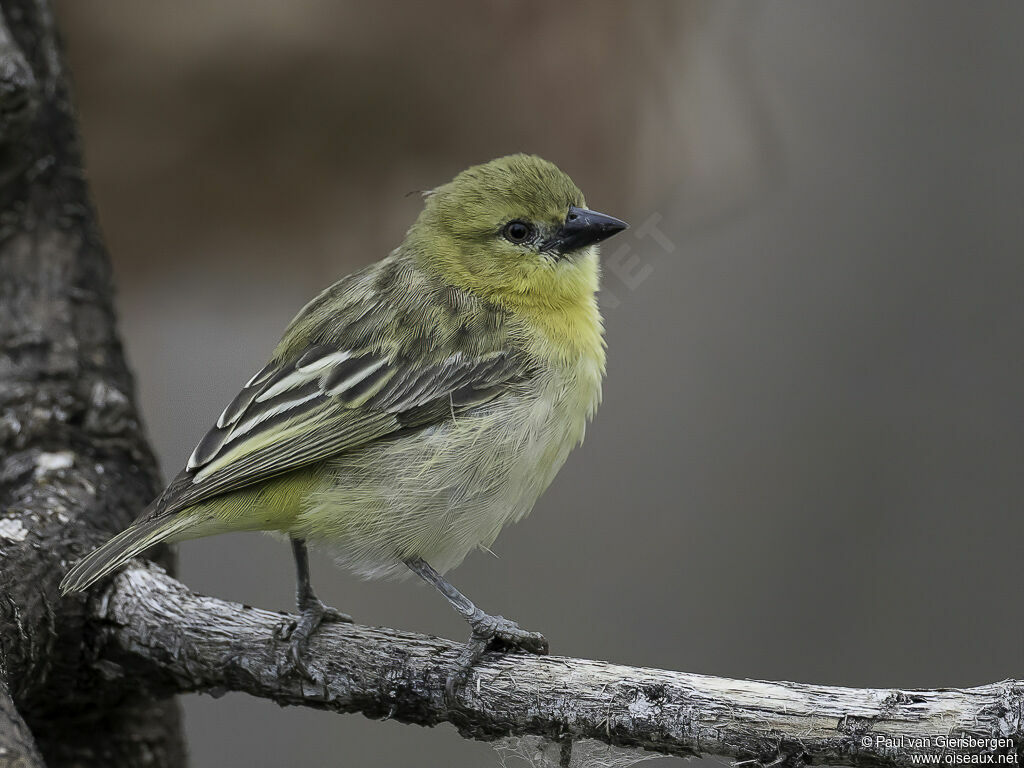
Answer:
[85,561,1023,767]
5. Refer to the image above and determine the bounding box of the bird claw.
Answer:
[444,613,548,712]
[317,604,355,625]
[274,599,353,680]
[470,613,548,655]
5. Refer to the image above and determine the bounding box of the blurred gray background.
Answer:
[55,1,1024,766]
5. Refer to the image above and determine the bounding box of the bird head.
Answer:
[406,154,628,310]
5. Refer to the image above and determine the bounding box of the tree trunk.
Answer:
[0,1,184,764]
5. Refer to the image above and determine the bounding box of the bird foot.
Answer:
[444,612,548,710]
[275,598,353,680]
[470,613,548,655]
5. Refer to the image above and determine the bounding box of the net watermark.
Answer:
[602,212,673,310]
[862,735,1019,764]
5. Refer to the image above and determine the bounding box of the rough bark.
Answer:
[0,683,44,768]
[10,536,1024,768]
[0,0,184,765]
[83,562,1024,768]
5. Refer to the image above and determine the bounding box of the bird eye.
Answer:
[502,220,534,244]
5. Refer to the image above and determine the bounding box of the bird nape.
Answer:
[60,153,628,697]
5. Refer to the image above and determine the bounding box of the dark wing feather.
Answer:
[147,346,530,519]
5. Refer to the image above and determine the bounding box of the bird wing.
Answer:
[145,340,531,520]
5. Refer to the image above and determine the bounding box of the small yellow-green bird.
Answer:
[61,154,627,678]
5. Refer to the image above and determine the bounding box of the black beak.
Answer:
[541,205,629,256]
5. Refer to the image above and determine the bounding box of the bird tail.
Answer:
[60,513,203,595]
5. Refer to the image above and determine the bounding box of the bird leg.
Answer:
[404,557,548,707]
[278,537,353,677]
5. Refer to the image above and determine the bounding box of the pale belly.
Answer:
[291,371,599,580]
